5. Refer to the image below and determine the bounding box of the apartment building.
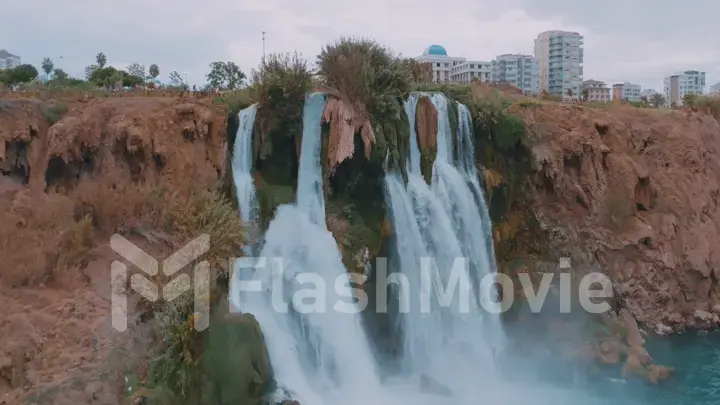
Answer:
[414,44,491,84]
[664,70,706,106]
[534,30,584,100]
[491,54,539,94]
[710,82,720,94]
[582,80,611,102]
[0,50,21,70]
[451,60,491,84]
[611,82,642,101]
[415,45,468,83]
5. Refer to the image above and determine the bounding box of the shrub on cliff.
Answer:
[317,38,412,171]
[251,52,312,140]
[317,37,410,121]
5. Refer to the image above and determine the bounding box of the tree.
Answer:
[650,93,666,108]
[168,70,184,87]
[96,52,107,68]
[402,58,432,84]
[90,66,121,88]
[566,88,574,98]
[122,72,144,87]
[0,64,39,85]
[53,68,69,81]
[41,58,54,76]
[206,61,245,90]
[581,88,589,102]
[126,63,146,78]
[149,64,160,80]
[85,64,99,80]
[682,93,698,107]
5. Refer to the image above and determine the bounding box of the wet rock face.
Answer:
[518,104,720,332]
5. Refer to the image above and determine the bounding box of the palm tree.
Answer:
[650,93,666,108]
[96,52,107,68]
[41,58,54,77]
[149,64,160,80]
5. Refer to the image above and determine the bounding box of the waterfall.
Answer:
[382,92,499,388]
[233,92,385,404]
[230,92,612,405]
[232,104,259,225]
[457,102,498,275]
[403,93,422,175]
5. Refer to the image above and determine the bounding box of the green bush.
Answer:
[214,89,253,116]
[317,37,410,121]
[251,52,312,139]
[41,101,68,124]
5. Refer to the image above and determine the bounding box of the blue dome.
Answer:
[425,45,448,56]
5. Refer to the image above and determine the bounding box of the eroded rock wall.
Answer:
[0,97,256,404]
[516,104,720,332]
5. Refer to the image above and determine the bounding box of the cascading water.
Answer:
[233,92,386,405]
[232,104,259,225]
[457,103,497,273]
[231,91,615,405]
[429,94,504,346]
[383,92,501,386]
[403,93,422,175]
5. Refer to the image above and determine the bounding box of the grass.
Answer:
[41,100,69,123]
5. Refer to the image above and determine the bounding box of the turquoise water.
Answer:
[588,331,720,404]
[515,331,720,404]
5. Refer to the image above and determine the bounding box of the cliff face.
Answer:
[0,97,269,404]
[516,103,720,332]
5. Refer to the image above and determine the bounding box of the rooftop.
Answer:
[0,49,19,58]
[423,45,448,56]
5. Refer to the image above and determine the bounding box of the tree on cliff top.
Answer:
[317,37,412,171]
[0,64,39,85]
[317,37,410,120]
[149,64,160,80]
[206,61,245,90]
[41,58,54,76]
[249,52,312,160]
[402,58,432,84]
[126,63,146,78]
[96,52,107,68]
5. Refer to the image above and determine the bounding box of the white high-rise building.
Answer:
[0,50,21,70]
[414,45,492,84]
[491,54,539,94]
[663,70,706,106]
[534,30,584,100]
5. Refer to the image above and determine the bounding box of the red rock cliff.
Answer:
[517,103,720,332]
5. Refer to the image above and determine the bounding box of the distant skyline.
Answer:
[2,0,719,91]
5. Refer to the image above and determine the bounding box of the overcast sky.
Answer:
[2,0,718,91]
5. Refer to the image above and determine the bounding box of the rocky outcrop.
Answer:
[44,97,226,194]
[0,96,236,404]
[0,100,53,189]
[516,103,720,332]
